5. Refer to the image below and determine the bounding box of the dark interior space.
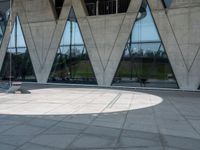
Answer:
[84,0,131,16]
[54,0,64,18]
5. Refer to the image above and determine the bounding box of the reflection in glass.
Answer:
[0,16,36,82]
[98,0,116,15]
[113,0,178,88]
[0,6,9,46]
[163,0,173,8]
[85,0,96,16]
[84,0,131,16]
[48,8,97,84]
[54,0,64,18]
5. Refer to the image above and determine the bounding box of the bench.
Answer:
[7,82,30,94]
[137,78,148,87]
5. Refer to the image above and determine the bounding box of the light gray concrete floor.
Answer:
[0,84,200,150]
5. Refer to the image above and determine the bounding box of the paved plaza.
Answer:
[0,84,200,150]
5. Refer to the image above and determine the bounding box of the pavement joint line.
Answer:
[0,86,199,150]
[63,91,106,117]
[167,96,200,138]
[35,89,96,116]
[14,116,72,150]
[115,92,140,147]
[66,93,123,148]
[151,98,167,150]
[0,140,18,148]
[0,120,27,135]
[106,93,122,108]
[63,145,157,150]
[23,142,64,150]
[13,91,99,150]
[14,90,106,150]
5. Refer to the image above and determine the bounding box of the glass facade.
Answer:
[112,0,178,88]
[0,3,9,47]
[84,0,130,16]
[48,8,97,84]
[85,1,96,16]
[0,16,36,82]
[98,0,116,15]
[162,0,173,8]
[53,0,64,18]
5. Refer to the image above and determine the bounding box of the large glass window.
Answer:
[162,0,173,8]
[112,0,178,88]
[118,0,131,13]
[85,0,97,16]
[98,0,116,15]
[0,1,10,47]
[84,0,131,16]
[0,16,36,82]
[48,8,97,85]
[52,0,64,18]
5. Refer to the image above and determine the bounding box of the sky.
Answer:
[7,3,161,53]
[132,5,160,42]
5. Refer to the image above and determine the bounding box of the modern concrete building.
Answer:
[0,0,200,91]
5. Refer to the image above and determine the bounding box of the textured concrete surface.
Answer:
[149,0,200,90]
[171,0,200,8]
[74,0,142,86]
[0,0,200,90]
[0,84,200,150]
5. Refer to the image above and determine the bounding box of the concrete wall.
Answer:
[148,0,200,90]
[0,0,200,90]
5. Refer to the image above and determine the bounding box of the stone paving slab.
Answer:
[0,84,199,150]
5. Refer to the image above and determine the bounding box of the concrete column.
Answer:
[74,0,142,86]
[96,0,99,15]
[116,0,118,14]
[148,0,200,90]
[10,0,64,83]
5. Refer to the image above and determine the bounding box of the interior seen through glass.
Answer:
[162,0,173,8]
[0,0,178,88]
[0,16,36,82]
[48,8,97,85]
[0,1,9,47]
[53,0,64,18]
[112,0,178,88]
[84,0,131,16]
